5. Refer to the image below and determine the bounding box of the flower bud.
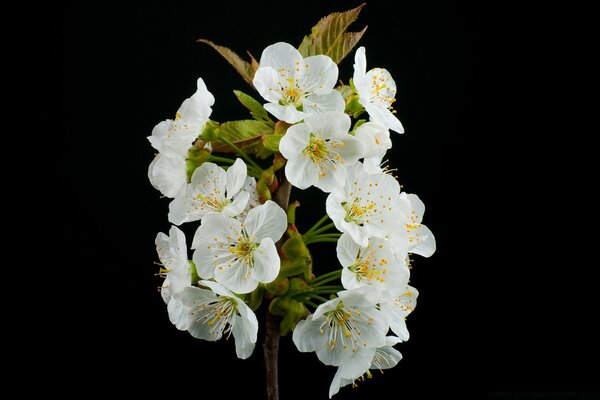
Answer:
[280,300,309,336]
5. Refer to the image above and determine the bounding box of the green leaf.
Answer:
[233,90,272,123]
[298,3,367,64]
[262,134,283,152]
[198,39,257,87]
[212,120,273,153]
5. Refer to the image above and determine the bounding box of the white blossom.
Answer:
[390,193,436,257]
[336,233,409,292]
[353,122,392,174]
[353,47,404,133]
[279,112,363,192]
[253,42,344,123]
[178,280,258,359]
[191,201,287,294]
[156,226,192,330]
[379,286,418,341]
[292,286,388,367]
[326,163,405,247]
[168,158,250,225]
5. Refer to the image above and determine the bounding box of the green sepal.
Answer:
[246,285,265,311]
[280,300,309,336]
[188,260,200,285]
[233,90,272,124]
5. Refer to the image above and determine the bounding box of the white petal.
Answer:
[284,150,318,190]
[232,315,257,359]
[191,214,241,279]
[243,200,287,242]
[148,154,187,198]
[409,224,436,257]
[160,277,171,304]
[371,342,402,370]
[222,191,250,218]
[336,232,360,268]
[253,67,284,103]
[198,280,235,298]
[167,296,191,331]
[341,268,360,290]
[264,103,305,123]
[337,286,382,307]
[406,193,425,223]
[329,368,355,398]
[191,161,227,189]
[299,55,339,94]
[352,47,367,87]
[233,300,259,358]
[252,238,280,283]
[167,192,189,225]
[292,315,327,353]
[304,112,351,138]
[278,122,310,160]
[226,158,247,199]
[258,42,303,76]
[214,259,259,294]
[354,122,391,159]
[337,347,376,379]
[303,90,345,115]
[365,104,404,134]
[330,133,363,165]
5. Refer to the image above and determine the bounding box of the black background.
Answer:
[47,0,598,398]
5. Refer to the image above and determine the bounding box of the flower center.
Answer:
[229,234,258,268]
[196,191,230,211]
[194,296,238,337]
[368,68,397,110]
[349,248,388,283]
[319,302,373,351]
[342,198,376,225]
[302,134,345,177]
[282,78,304,106]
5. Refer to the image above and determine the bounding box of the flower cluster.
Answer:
[148,6,435,397]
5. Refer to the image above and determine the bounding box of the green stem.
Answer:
[312,285,344,291]
[312,275,342,287]
[311,269,342,285]
[304,238,339,245]
[309,223,337,237]
[308,294,329,303]
[207,155,235,164]
[304,300,319,309]
[217,133,263,172]
[310,233,341,239]
[313,289,341,295]
[302,215,330,238]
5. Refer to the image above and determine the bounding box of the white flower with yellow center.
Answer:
[191,200,287,294]
[390,193,436,258]
[156,226,192,330]
[326,163,404,247]
[379,286,418,341]
[353,122,392,174]
[279,112,363,192]
[353,47,404,134]
[178,280,258,359]
[168,158,250,225]
[253,42,345,123]
[336,233,409,292]
[148,77,215,198]
[328,336,403,398]
[148,77,215,158]
[292,286,388,367]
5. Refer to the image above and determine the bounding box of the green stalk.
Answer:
[217,133,263,172]
[312,275,342,287]
[310,269,342,286]
[302,215,330,239]
[304,238,339,245]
